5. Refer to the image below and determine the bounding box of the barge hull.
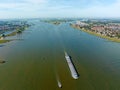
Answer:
[65,52,79,79]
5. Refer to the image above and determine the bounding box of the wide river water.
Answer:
[0,20,120,90]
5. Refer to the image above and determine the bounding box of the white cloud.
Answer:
[0,0,47,9]
[67,0,120,18]
[0,0,48,18]
[0,0,120,18]
[25,0,47,4]
[0,3,25,9]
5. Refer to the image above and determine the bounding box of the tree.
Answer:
[117,34,120,39]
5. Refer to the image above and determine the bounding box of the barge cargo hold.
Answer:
[65,52,79,79]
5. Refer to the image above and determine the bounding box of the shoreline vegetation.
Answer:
[44,20,64,25]
[47,21,61,25]
[0,26,29,44]
[71,24,120,43]
[0,39,12,43]
[43,19,74,25]
[0,20,31,44]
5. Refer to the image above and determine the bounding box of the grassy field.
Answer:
[0,39,12,44]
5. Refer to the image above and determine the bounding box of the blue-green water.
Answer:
[0,20,120,90]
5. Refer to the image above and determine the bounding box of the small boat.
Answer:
[57,80,62,88]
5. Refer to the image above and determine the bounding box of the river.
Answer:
[0,20,120,90]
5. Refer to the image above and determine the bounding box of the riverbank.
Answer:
[0,27,28,44]
[71,24,120,43]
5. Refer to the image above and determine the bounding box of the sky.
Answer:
[0,0,120,19]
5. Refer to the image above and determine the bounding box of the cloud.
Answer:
[0,0,47,9]
[0,0,49,18]
[25,0,47,4]
[49,0,119,18]
[0,3,25,9]
[0,0,120,18]
[79,0,120,17]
